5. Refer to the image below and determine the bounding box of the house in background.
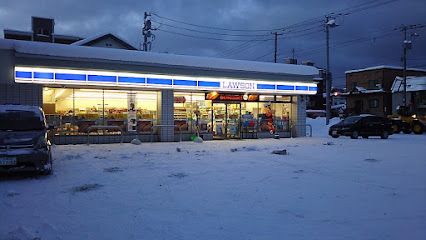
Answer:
[4,16,82,44]
[344,65,426,117]
[71,33,137,50]
[3,16,136,51]
[391,76,426,114]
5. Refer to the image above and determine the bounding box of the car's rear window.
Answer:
[0,110,45,131]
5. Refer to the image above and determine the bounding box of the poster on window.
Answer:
[127,92,137,132]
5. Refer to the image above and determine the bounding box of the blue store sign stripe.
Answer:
[34,72,54,79]
[296,86,309,91]
[277,85,294,91]
[174,79,197,86]
[55,73,86,81]
[88,75,117,82]
[15,71,32,78]
[198,81,220,87]
[118,76,146,84]
[257,84,275,90]
[147,78,172,85]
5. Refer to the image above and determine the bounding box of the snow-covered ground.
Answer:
[1,118,426,240]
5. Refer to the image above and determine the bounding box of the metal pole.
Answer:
[143,12,147,51]
[403,26,407,107]
[274,32,278,63]
[325,16,331,125]
[102,89,105,125]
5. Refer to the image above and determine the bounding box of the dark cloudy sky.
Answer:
[1,0,425,87]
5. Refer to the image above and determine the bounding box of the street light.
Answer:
[325,16,338,125]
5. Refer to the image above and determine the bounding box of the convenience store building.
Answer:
[0,38,319,144]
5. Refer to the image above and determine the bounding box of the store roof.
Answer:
[345,65,426,74]
[391,76,426,93]
[0,38,318,77]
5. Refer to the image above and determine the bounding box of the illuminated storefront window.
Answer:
[43,87,157,134]
[174,92,212,133]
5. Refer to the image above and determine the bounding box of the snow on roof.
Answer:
[71,32,137,49]
[53,34,81,40]
[0,38,319,76]
[3,29,32,36]
[341,86,385,95]
[391,76,426,93]
[345,65,426,74]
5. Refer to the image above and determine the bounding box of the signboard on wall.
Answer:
[127,92,137,132]
[14,66,318,95]
[205,92,259,102]
[174,96,186,103]
[220,80,257,91]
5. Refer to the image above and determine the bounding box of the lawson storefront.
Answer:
[1,38,319,144]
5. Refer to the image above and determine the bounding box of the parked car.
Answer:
[328,114,393,139]
[0,105,53,174]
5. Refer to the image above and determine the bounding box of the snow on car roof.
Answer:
[0,38,319,76]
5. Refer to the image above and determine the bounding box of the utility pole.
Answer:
[325,16,338,125]
[402,25,408,107]
[272,32,283,63]
[142,12,156,51]
[399,24,423,107]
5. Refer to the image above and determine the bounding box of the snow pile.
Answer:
[307,117,341,137]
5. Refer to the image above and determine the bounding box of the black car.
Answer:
[329,114,393,139]
[0,105,53,174]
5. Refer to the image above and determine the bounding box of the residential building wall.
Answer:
[346,67,426,116]
[346,92,386,116]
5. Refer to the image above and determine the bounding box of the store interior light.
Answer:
[54,89,66,99]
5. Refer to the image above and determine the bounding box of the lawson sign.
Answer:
[221,80,256,91]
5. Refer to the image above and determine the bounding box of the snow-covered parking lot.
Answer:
[1,119,426,240]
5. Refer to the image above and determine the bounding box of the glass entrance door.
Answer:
[226,103,241,138]
[212,103,241,139]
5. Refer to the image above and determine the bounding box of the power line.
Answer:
[217,27,324,58]
[157,28,274,42]
[152,0,398,34]
[219,40,270,58]
[152,0,401,59]
[152,12,284,32]
[151,19,271,37]
[253,49,276,61]
[297,29,399,56]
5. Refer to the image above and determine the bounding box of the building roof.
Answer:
[52,34,82,41]
[0,38,319,77]
[3,29,32,38]
[345,65,426,74]
[4,29,81,41]
[71,33,137,50]
[391,76,426,93]
[341,86,385,95]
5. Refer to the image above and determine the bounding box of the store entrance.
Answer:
[212,103,241,139]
